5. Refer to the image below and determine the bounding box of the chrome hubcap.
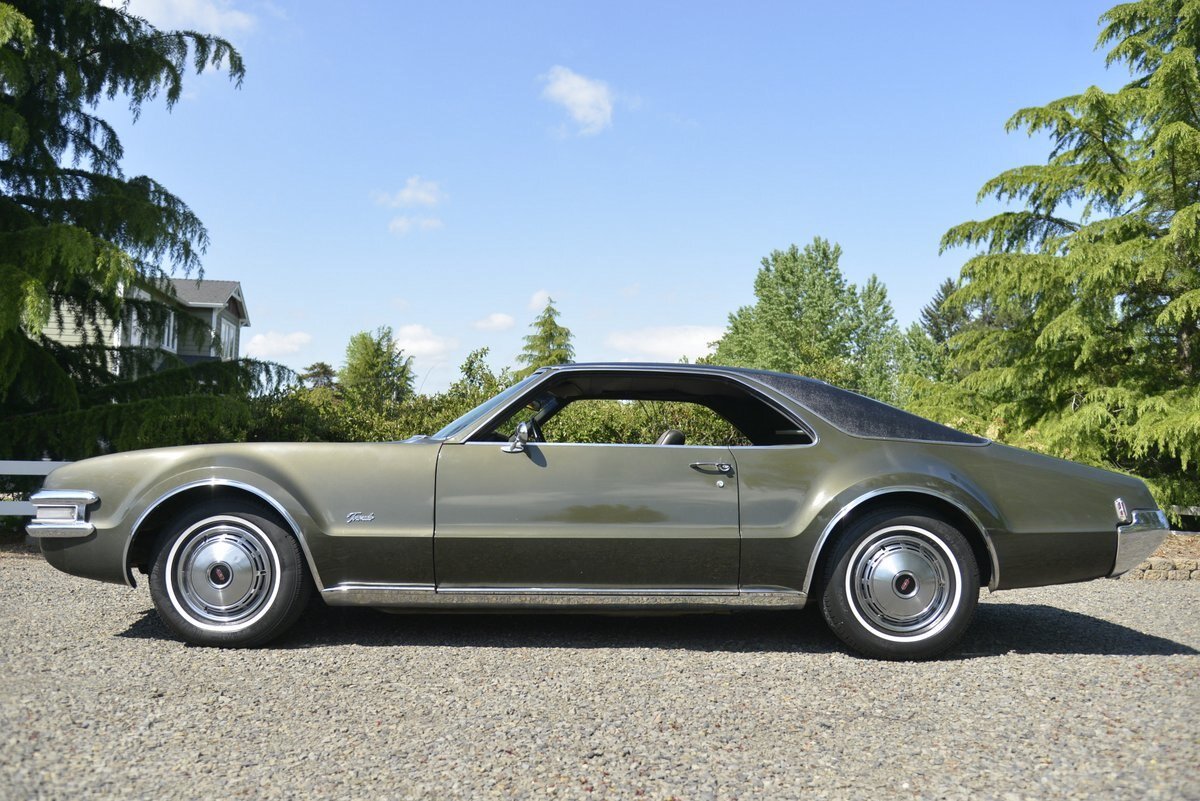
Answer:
[851,531,953,635]
[174,524,274,626]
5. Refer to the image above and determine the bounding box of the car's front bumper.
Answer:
[1109,509,1170,577]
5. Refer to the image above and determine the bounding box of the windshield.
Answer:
[431,373,543,440]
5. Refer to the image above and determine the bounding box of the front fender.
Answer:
[122,469,324,588]
[39,440,439,591]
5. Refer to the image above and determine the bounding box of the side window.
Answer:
[542,400,750,446]
[220,317,237,359]
[466,372,815,446]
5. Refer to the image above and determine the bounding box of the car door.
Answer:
[433,440,740,591]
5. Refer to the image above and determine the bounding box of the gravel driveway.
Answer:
[1,548,1197,801]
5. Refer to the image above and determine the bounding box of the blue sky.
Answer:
[105,0,1121,391]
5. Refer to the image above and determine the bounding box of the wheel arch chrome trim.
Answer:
[123,478,325,591]
[801,486,1000,595]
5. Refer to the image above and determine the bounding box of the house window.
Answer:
[161,310,177,352]
[220,317,237,359]
[128,308,145,347]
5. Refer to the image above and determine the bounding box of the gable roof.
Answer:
[169,279,250,325]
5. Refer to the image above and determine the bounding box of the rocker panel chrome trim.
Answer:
[124,479,325,591]
[802,486,1000,595]
[321,583,807,609]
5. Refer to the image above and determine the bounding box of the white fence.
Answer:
[0,461,71,518]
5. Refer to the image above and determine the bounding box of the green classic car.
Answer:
[28,363,1169,659]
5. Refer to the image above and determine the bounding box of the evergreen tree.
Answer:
[515,298,574,378]
[919,278,969,344]
[300,362,337,390]
[0,1,270,458]
[339,327,413,408]
[928,0,1199,506]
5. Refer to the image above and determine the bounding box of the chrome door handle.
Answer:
[690,462,732,474]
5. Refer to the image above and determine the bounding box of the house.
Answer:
[43,278,251,372]
[167,279,251,364]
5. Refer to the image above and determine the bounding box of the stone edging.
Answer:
[1120,557,1198,580]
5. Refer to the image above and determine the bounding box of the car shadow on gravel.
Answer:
[118,601,1198,658]
[120,603,844,654]
[955,603,1197,658]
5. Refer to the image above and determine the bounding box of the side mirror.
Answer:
[502,421,529,453]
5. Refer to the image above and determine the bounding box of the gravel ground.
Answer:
[1,549,1197,801]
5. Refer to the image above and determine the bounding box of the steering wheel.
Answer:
[526,417,545,443]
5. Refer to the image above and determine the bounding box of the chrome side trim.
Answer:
[26,490,99,539]
[124,479,325,591]
[320,583,436,606]
[441,587,738,596]
[801,486,1000,595]
[1109,509,1170,577]
[321,583,807,609]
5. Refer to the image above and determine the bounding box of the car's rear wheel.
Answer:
[149,499,311,647]
[820,508,979,660]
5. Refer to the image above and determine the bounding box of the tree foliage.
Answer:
[338,326,414,410]
[299,361,336,389]
[0,1,276,459]
[515,298,574,378]
[711,238,902,402]
[922,0,1200,506]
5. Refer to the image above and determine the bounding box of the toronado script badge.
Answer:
[346,512,376,523]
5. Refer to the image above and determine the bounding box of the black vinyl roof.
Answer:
[741,369,987,445]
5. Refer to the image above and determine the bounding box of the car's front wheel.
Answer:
[820,508,979,660]
[149,499,311,647]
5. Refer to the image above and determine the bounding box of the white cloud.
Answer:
[105,0,255,36]
[374,176,445,208]
[541,66,614,135]
[388,215,443,235]
[473,312,515,332]
[528,289,552,310]
[394,324,457,360]
[605,325,725,362]
[245,330,311,359]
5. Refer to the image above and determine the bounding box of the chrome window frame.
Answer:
[450,365,819,449]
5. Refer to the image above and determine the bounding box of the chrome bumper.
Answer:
[26,490,98,538]
[1109,509,1170,577]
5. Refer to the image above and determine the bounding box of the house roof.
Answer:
[169,279,250,325]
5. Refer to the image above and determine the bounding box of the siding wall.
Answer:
[41,303,121,348]
[176,308,216,359]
